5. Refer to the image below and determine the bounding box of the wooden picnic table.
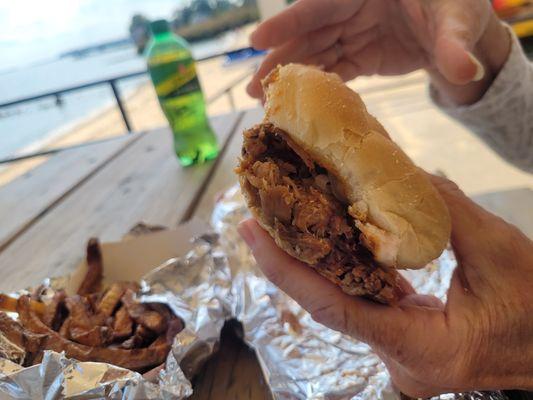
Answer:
[0,107,271,399]
[1,105,532,399]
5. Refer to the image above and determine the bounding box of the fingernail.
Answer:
[238,220,256,249]
[467,52,485,82]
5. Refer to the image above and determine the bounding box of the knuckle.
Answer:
[432,176,464,200]
[442,180,462,198]
[453,27,474,45]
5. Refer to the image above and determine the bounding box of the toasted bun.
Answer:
[262,64,451,269]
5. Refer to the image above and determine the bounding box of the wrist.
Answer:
[428,13,511,106]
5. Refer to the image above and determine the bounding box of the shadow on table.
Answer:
[191,319,272,400]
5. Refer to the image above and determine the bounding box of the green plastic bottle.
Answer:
[145,19,219,166]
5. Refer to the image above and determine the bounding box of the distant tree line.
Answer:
[129,0,259,54]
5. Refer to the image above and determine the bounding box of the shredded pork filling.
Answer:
[238,124,397,302]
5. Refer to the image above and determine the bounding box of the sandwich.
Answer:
[236,64,451,303]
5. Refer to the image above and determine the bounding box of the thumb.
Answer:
[432,7,485,85]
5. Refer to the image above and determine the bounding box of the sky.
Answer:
[0,0,186,71]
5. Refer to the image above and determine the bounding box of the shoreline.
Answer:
[0,82,151,185]
[0,24,259,186]
[11,98,118,158]
[5,76,150,160]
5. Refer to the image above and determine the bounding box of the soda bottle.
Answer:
[145,19,219,166]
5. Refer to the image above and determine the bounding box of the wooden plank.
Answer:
[194,107,264,222]
[179,111,245,222]
[0,113,241,293]
[190,108,272,400]
[191,321,271,400]
[0,135,137,252]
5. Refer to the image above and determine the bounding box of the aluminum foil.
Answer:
[211,185,510,400]
[0,351,192,399]
[140,233,232,379]
[0,234,231,399]
[0,185,515,399]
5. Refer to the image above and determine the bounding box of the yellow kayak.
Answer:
[511,18,533,37]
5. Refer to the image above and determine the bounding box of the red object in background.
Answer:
[493,0,533,37]
[493,0,506,10]
[493,0,529,11]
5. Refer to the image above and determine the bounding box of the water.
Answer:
[0,34,236,160]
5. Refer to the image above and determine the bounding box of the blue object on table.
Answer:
[223,47,267,66]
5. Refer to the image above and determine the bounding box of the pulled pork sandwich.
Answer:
[236,64,451,303]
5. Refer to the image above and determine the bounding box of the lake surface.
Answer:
[0,34,236,160]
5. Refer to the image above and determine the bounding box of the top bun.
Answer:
[262,64,451,269]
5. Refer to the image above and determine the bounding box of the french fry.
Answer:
[112,306,133,340]
[122,290,166,334]
[65,296,93,328]
[77,238,103,296]
[147,303,184,344]
[0,234,185,374]
[165,317,184,345]
[0,312,45,361]
[146,303,172,319]
[0,294,17,313]
[17,296,171,372]
[86,292,103,313]
[96,283,125,317]
[58,317,71,338]
[0,294,45,315]
[42,291,67,330]
[121,324,154,349]
[70,325,109,347]
[65,295,108,346]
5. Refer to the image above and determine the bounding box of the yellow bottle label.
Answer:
[147,50,190,67]
[154,62,197,97]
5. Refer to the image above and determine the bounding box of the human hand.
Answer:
[247,0,511,105]
[238,176,533,397]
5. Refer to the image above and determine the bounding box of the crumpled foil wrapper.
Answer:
[0,234,231,399]
[140,233,232,379]
[0,351,191,399]
[211,185,510,400]
[0,184,516,399]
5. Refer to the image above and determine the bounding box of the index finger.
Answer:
[251,0,363,49]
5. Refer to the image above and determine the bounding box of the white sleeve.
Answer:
[430,29,533,173]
